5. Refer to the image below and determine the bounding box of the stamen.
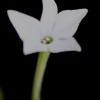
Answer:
[41,36,53,45]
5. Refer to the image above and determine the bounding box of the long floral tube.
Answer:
[31,52,50,100]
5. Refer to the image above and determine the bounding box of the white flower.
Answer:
[7,0,88,55]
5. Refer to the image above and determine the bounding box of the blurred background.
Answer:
[0,0,99,100]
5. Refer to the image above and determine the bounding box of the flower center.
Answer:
[41,36,53,45]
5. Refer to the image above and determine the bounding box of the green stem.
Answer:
[31,52,50,100]
[0,88,4,100]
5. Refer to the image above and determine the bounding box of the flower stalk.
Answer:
[0,88,4,100]
[31,52,50,100]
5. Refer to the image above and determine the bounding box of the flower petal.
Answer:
[7,10,42,42]
[41,0,58,34]
[52,9,88,38]
[48,38,81,53]
[23,40,47,55]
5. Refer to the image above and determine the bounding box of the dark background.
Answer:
[0,0,99,100]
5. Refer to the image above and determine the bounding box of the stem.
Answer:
[0,88,4,100]
[31,52,50,100]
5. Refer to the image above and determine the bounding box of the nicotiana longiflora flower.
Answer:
[7,0,88,55]
[7,1,88,100]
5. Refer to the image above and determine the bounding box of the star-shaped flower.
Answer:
[7,0,88,55]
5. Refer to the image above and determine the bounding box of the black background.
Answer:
[0,0,99,100]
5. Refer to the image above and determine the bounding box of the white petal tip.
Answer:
[23,43,31,55]
[7,10,12,13]
[23,50,28,55]
[23,52,31,55]
[7,10,15,16]
[23,48,34,55]
[7,10,18,20]
[23,45,34,55]
[78,8,88,16]
[81,8,88,12]
[74,40,82,52]
[23,48,29,55]
[7,10,11,14]
[7,10,21,18]
[76,46,82,52]
[82,8,88,15]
